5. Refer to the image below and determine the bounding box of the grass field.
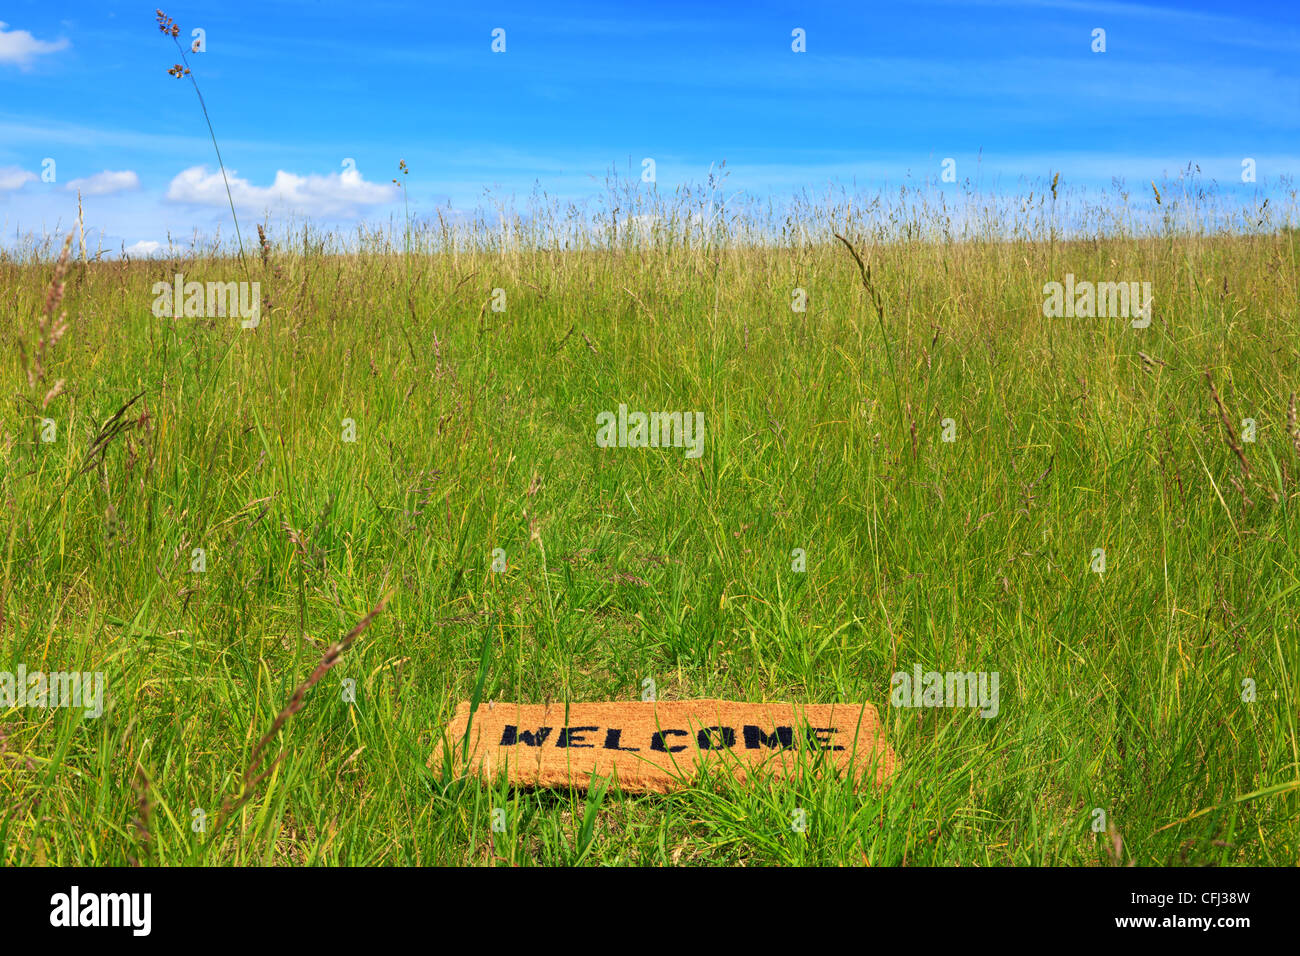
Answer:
[2,182,1299,865]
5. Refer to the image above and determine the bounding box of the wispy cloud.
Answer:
[0,21,70,69]
[920,0,1300,54]
[0,116,289,156]
[0,165,37,194]
[123,240,162,257]
[66,169,139,196]
[166,165,397,217]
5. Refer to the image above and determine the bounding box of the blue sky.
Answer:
[1,0,1297,254]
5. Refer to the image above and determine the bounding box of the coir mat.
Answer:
[429,699,897,793]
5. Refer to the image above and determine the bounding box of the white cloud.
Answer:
[0,165,37,194]
[166,165,396,217]
[65,170,140,197]
[122,240,162,257]
[0,22,70,69]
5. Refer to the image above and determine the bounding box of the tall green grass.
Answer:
[1,180,1297,865]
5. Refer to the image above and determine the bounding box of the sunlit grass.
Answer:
[1,178,1298,865]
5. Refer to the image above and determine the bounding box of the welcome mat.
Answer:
[430,699,896,793]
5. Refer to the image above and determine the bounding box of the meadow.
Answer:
[1,178,1298,865]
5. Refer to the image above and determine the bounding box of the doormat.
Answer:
[429,699,896,793]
